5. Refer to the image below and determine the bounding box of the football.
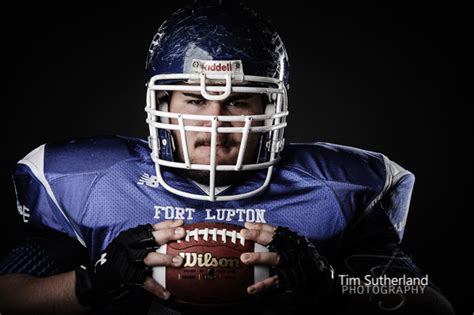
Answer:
[152,222,269,306]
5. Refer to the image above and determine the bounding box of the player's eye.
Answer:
[186,99,206,105]
[227,100,248,107]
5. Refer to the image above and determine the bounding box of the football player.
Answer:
[0,2,454,314]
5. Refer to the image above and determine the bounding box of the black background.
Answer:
[3,1,472,313]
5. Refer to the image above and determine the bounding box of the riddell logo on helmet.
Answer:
[202,62,233,72]
[191,59,243,75]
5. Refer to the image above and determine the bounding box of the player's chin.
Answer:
[176,169,253,186]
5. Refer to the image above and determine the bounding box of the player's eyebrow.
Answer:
[182,92,206,99]
[182,92,253,102]
[226,94,253,103]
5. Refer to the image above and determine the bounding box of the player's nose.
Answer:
[203,101,227,116]
[201,101,229,127]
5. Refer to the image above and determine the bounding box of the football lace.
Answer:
[177,228,246,245]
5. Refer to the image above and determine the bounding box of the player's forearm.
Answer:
[0,271,89,313]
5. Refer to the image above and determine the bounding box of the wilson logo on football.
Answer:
[179,252,241,268]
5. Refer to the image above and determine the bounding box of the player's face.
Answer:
[169,91,264,167]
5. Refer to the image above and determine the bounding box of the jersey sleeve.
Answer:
[11,136,147,251]
[345,156,415,243]
[13,144,88,246]
[332,158,444,300]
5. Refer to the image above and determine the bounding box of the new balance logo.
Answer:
[137,173,159,188]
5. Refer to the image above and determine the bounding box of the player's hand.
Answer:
[74,220,185,307]
[239,222,280,294]
[240,222,335,297]
[142,219,186,300]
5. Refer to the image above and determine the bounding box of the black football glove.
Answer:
[74,224,157,308]
[267,226,335,297]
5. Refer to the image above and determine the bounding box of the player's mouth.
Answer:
[195,139,239,152]
[197,144,234,154]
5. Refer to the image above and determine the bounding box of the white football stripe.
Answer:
[152,244,168,288]
[254,243,270,282]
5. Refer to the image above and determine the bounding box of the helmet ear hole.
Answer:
[264,103,276,127]
[157,91,170,124]
[158,101,169,124]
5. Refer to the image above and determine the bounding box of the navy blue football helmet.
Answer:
[145,1,289,201]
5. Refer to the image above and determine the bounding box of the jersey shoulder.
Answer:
[17,135,150,179]
[280,142,393,192]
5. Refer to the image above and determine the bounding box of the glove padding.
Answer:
[75,224,157,307]
[267,226,335,297]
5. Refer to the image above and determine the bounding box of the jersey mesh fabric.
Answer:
[81,159,157,258]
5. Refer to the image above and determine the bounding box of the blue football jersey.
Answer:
[12,135,414,261]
